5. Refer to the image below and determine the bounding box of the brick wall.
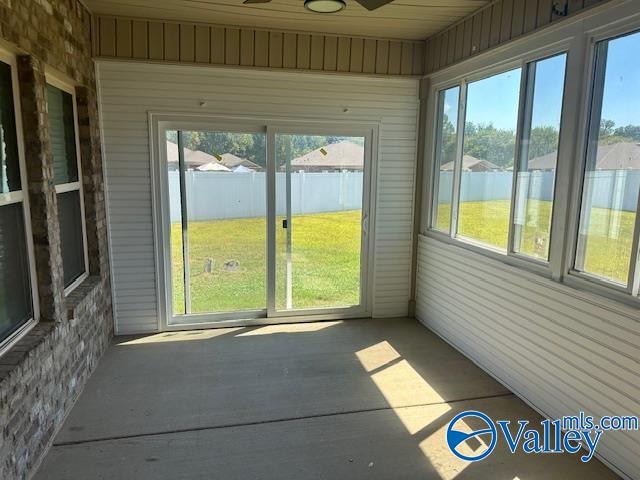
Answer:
[0,1,113,479]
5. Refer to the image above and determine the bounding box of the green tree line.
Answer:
[438,116,640,169]
[167,131,364,168]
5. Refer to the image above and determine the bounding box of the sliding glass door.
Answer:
[158,120,372,327]
[274,134,367,313]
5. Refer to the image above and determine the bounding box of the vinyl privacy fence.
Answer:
[437,170,640,211]
[169,171,364,222]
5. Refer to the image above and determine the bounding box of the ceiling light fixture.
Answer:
[304,0,346,13]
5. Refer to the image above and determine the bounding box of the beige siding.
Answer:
[416,235,640,478]
[98,61,419,334]
[94,15,425,76]
[424,0,612,73]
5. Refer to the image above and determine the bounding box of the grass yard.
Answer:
[435,199,635,284]
[171,210,362,314]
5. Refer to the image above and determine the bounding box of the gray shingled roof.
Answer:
[440,155,501,172]
[528,142,640,170]
[290,141,364,170]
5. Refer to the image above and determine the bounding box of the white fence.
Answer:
[169,171,363,222]
[437,170,640,211]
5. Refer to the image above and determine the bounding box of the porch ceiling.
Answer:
[83,0,489,40]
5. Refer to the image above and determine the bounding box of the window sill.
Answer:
[65,275,102,320]
[0,322,55,384]
[0,276,102,384]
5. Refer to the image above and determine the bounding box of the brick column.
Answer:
[16,55,65,323]
[75,86,108,279]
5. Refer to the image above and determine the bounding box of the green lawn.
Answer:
[435,199,634,284]
[171,210,362,315]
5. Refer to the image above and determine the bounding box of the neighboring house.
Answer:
[290,140,364,172]
[231,165,254,173]
[197,162,232,172]
[528,141,640,170]
[166,141,222,170]
[440,155,501,172]
[217,152,262,171]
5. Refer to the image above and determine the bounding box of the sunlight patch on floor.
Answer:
[235,321,342,336]
[356,341,474,480]
[116,328,244,345]
[371,358,446,407]
[355,341,401,372]
[420,413,482,480]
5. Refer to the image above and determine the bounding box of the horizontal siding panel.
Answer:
[416,235,640,477]
[99,61,418,333]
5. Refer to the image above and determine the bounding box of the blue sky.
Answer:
[601,31,640,127]
[443,30,640,131]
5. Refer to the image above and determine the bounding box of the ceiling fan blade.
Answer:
[352,0,395,10]
[243,0,271,4]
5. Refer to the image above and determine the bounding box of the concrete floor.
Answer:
[35,318,619,479]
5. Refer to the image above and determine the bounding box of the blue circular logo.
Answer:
[446,410,497,462]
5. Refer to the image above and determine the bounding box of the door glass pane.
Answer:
[0,203,33,341]
[514,54,567,260]
[167,130,267,316]
[275,134,365,311]
[47,85,79,185]
[432,86,460,233]
[0,60,20,193]
[576,31,640,285]
[457,68,522,250]
[58,190,85,287]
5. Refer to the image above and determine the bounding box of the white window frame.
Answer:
[422,0,640,307]
[0,47,39,356]
[425,48,570,277]
[566,21,640,299]
[45,70,89,296]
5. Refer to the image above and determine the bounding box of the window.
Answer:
[575,30,640,292]
[0,56,36,346]
[431,86,460,233]
[430,55,568,259]
[458,68,522,250]
[46,82,88,290]
[513,54,567,260]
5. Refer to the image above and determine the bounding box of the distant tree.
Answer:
[612,124,640,143]
[438,114,457,166]
[597,119,640,145]
[599,119,616,139]
[528,126,560,160]
[463,122,516,168]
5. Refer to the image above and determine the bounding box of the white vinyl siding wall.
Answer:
[97,61,419,334]
[415,235,640,479]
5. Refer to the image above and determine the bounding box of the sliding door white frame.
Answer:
[149,113,378,331]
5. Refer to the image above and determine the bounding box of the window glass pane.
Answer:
[432,86,460,232]
[58,190,85,287]
[47,85,78,185]
[457,68,522,250]
[0,60,20,193]
[167,130,267,316]
[0,203,33,341]
[576,31,640,285]
[514,54,567,260]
